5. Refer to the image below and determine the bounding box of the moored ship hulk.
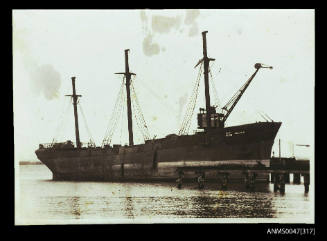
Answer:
[36,31,281,182]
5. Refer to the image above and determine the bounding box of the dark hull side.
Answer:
[35,122,281,182]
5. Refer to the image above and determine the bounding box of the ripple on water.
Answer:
[16,165,313,223]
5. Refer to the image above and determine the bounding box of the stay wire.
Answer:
[53,97,72,143]
[131,79,150,140]
[178,62,203,135]
[102,79,125,146]
[78,102,95,145]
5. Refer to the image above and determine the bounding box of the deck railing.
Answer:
[38,141,96,149]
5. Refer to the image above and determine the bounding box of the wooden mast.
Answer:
[201,31,215,132]
[116,49,136,146]
[65,77,82,148]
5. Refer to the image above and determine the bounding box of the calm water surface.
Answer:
[16,165,314,224]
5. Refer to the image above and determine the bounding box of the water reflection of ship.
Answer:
[70,196,81,219]
[189,190,274,218]
[123,186,135,219]
[35,31,281,182]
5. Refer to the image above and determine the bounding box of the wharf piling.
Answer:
[176,170,184,189]
[175,157,309,193]
[303,174,310,193]
[244,172,256,190]
[279,174,285,194]
[270,157,310,194]
[221,173,229,190]
[273,176,279,192]
[293,173,301,184]
[270,173,276,183]
[284,173,290,184]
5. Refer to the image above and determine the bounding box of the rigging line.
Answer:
[102,80,125,145]
[53,98,72,142]
[111,87,124,138]
[55,103,73,143]
[131,93,145,139]
[256,110,269,122]
[180,75,197,132]
[113,89,125,143]
[129,85,142,134]
[135,76,177,116]
[103,86,123,145]
[108,94,123,144]
[208,66,217,103]
[103,94,122,145]
[258,112,268,121]
[132,108,145,141]
[265,113,273,122]
[131,79,147,129]
[179,62,203,135]
[106,79,124,135]
[184,71,201,134]
[131,81,150,140]
[120,83,127,145]
[53,97,70,136]
[210,61,222,82]
[179,71,200,134]
[131,82,150,140]
[114,76,126,146]
[104,91,121,140]
[78,103,95,144]
[51,81,77,143]
[208,61,215,77]
[131,93,147,142]
[209,61,219,82]
[208,65,222,109]
[258,110,273,122]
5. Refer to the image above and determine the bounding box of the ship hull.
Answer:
[35,122,281,183]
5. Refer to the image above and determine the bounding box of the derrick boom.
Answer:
[222,63,273,124]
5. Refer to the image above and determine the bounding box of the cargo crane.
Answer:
[220,63,273,125]
[179,31,273,134]
[197,63,273,130]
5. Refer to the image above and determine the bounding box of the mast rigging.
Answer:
[115,49,136,146]
[131,80,151,141]
[103,49,151,146]
[178,62,203,135]
[102,80,125,146]
[78,103,95,146]
[196,31,216,131]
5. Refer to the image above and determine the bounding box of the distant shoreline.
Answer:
[19,161,43,165]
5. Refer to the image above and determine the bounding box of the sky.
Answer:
[13,9,314,161]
